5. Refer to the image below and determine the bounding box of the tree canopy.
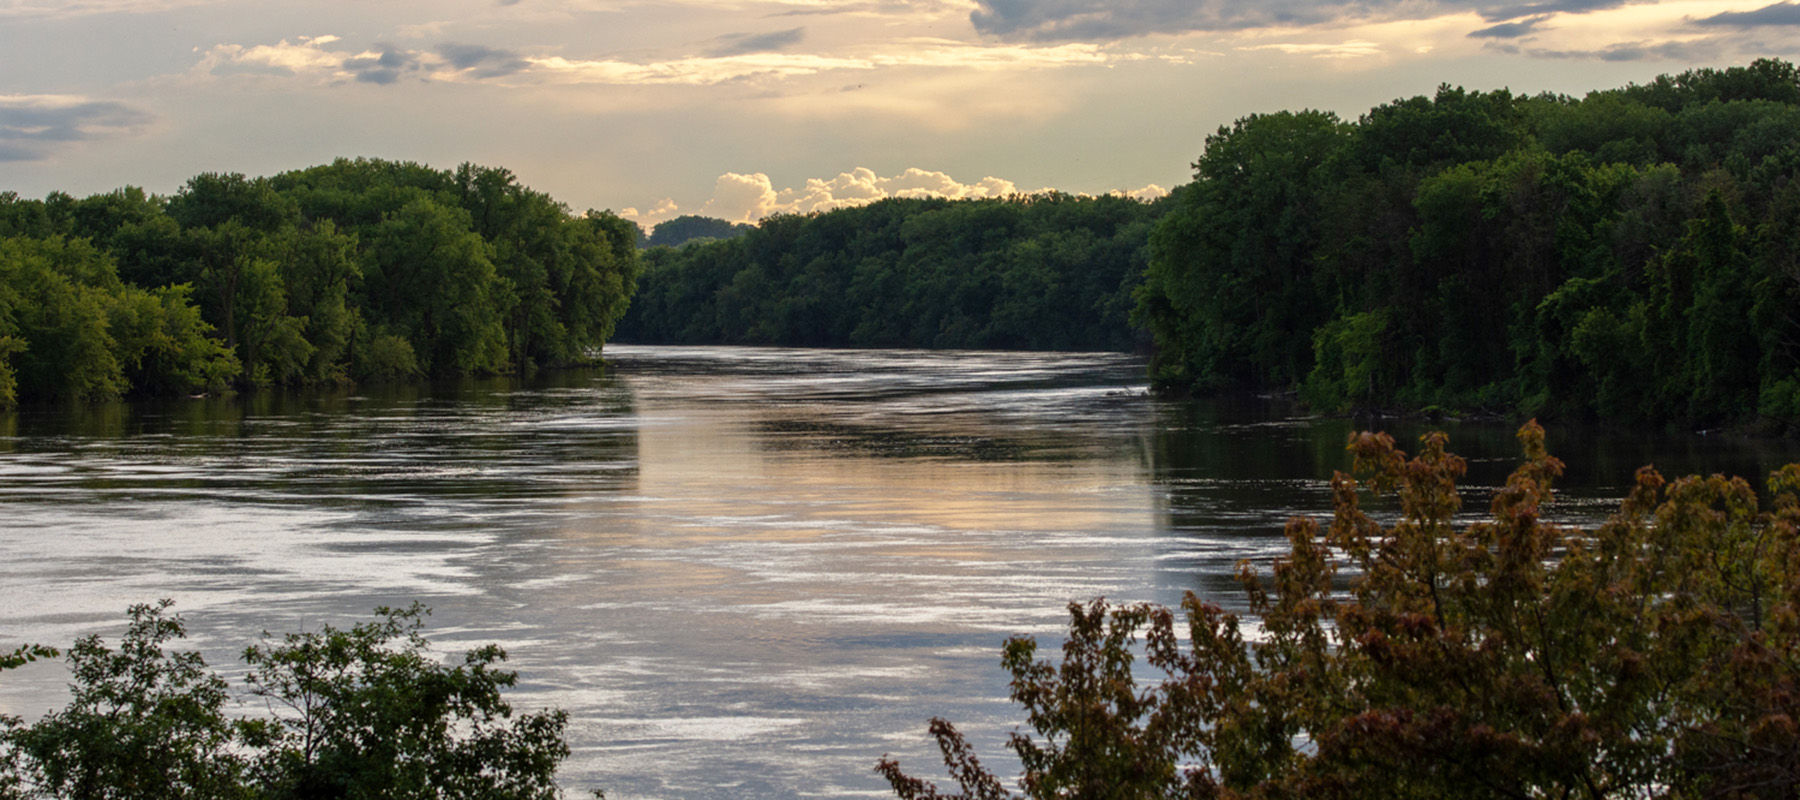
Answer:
[617,193,1168,352]
[0,602,584,800]
[642,215,753,249]
[1137,60,1800,431]
[0,159,639,406]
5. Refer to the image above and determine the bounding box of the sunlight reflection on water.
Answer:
[3,344,1799,799]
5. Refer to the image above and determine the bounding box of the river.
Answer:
[3,344,1798,798]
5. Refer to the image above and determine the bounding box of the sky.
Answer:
[4,0,1800,229]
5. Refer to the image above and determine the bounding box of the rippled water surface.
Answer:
[4,344,1799,798]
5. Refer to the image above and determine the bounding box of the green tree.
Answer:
[105,283,240,398]
[0,237,128,402]
[361,199,508,376]
[241,604,571,800]
[0,158,635,399]
[3,600,246,800]
[1137,110,1348,390]
[0,645,57,800]
[234,256,314,387]
[166,173,299,234]
[1137,60,1800,428]
[269,221,359,384]
[2,604,586,799]
[619,194,1165,352]
[645,215,752,249]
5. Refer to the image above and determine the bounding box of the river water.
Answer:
[3,344,1798,798]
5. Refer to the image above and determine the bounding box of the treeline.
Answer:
[617,193,1169,352]
[0,159,639,406]
[640,214,754,248]
[1137,59,1800,430]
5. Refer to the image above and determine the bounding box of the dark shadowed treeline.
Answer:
[642,214,754,249]
[617,193,1169,352]
[0,158,639,407]
[1137,59,1800,431]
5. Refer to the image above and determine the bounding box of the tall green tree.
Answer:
[361,199,509,376]
[1138,110,1348,389]
[241,604,571,800]
[1138,60,1800,429]
[4,601,246,800]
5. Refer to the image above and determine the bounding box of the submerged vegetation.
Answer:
[1137,59,1800,431]
[883,422,1800,798]
[0,159,640,407]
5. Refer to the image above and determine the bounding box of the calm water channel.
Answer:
[4,344,1800,798]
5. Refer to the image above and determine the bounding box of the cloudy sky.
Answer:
[4,0,1800,226]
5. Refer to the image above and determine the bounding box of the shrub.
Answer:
[880,421,1800,798]
[1,602,584,799]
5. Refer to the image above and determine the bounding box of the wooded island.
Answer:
[0,159,639,405]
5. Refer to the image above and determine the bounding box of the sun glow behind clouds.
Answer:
[1240,40,1385,57]
[10,0,1800,231]
[197,35,1136,89]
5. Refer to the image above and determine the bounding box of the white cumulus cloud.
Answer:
[1120,183,1169,201]
[628,167,1169,226]
[690,167,1040,222]
[699,172,784,221]
[190,34,1148,90]
[197,35,350,79]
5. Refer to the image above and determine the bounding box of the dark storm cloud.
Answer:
[1508,37,1718,60]
[1477,0,1635,22]
[1693,1,1800,27]
[437,42,532,78]
[0,99,152,161]
[967,0,1275,42]
[964,0,1646,42]
[1468,15,1550,36]
[343,44,419,85]
[707,27,806,57]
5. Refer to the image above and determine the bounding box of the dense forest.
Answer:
[1137,59,1800,431]
[616,193,1169,352]
[0,159,639,407]
[9,61,1800,431]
